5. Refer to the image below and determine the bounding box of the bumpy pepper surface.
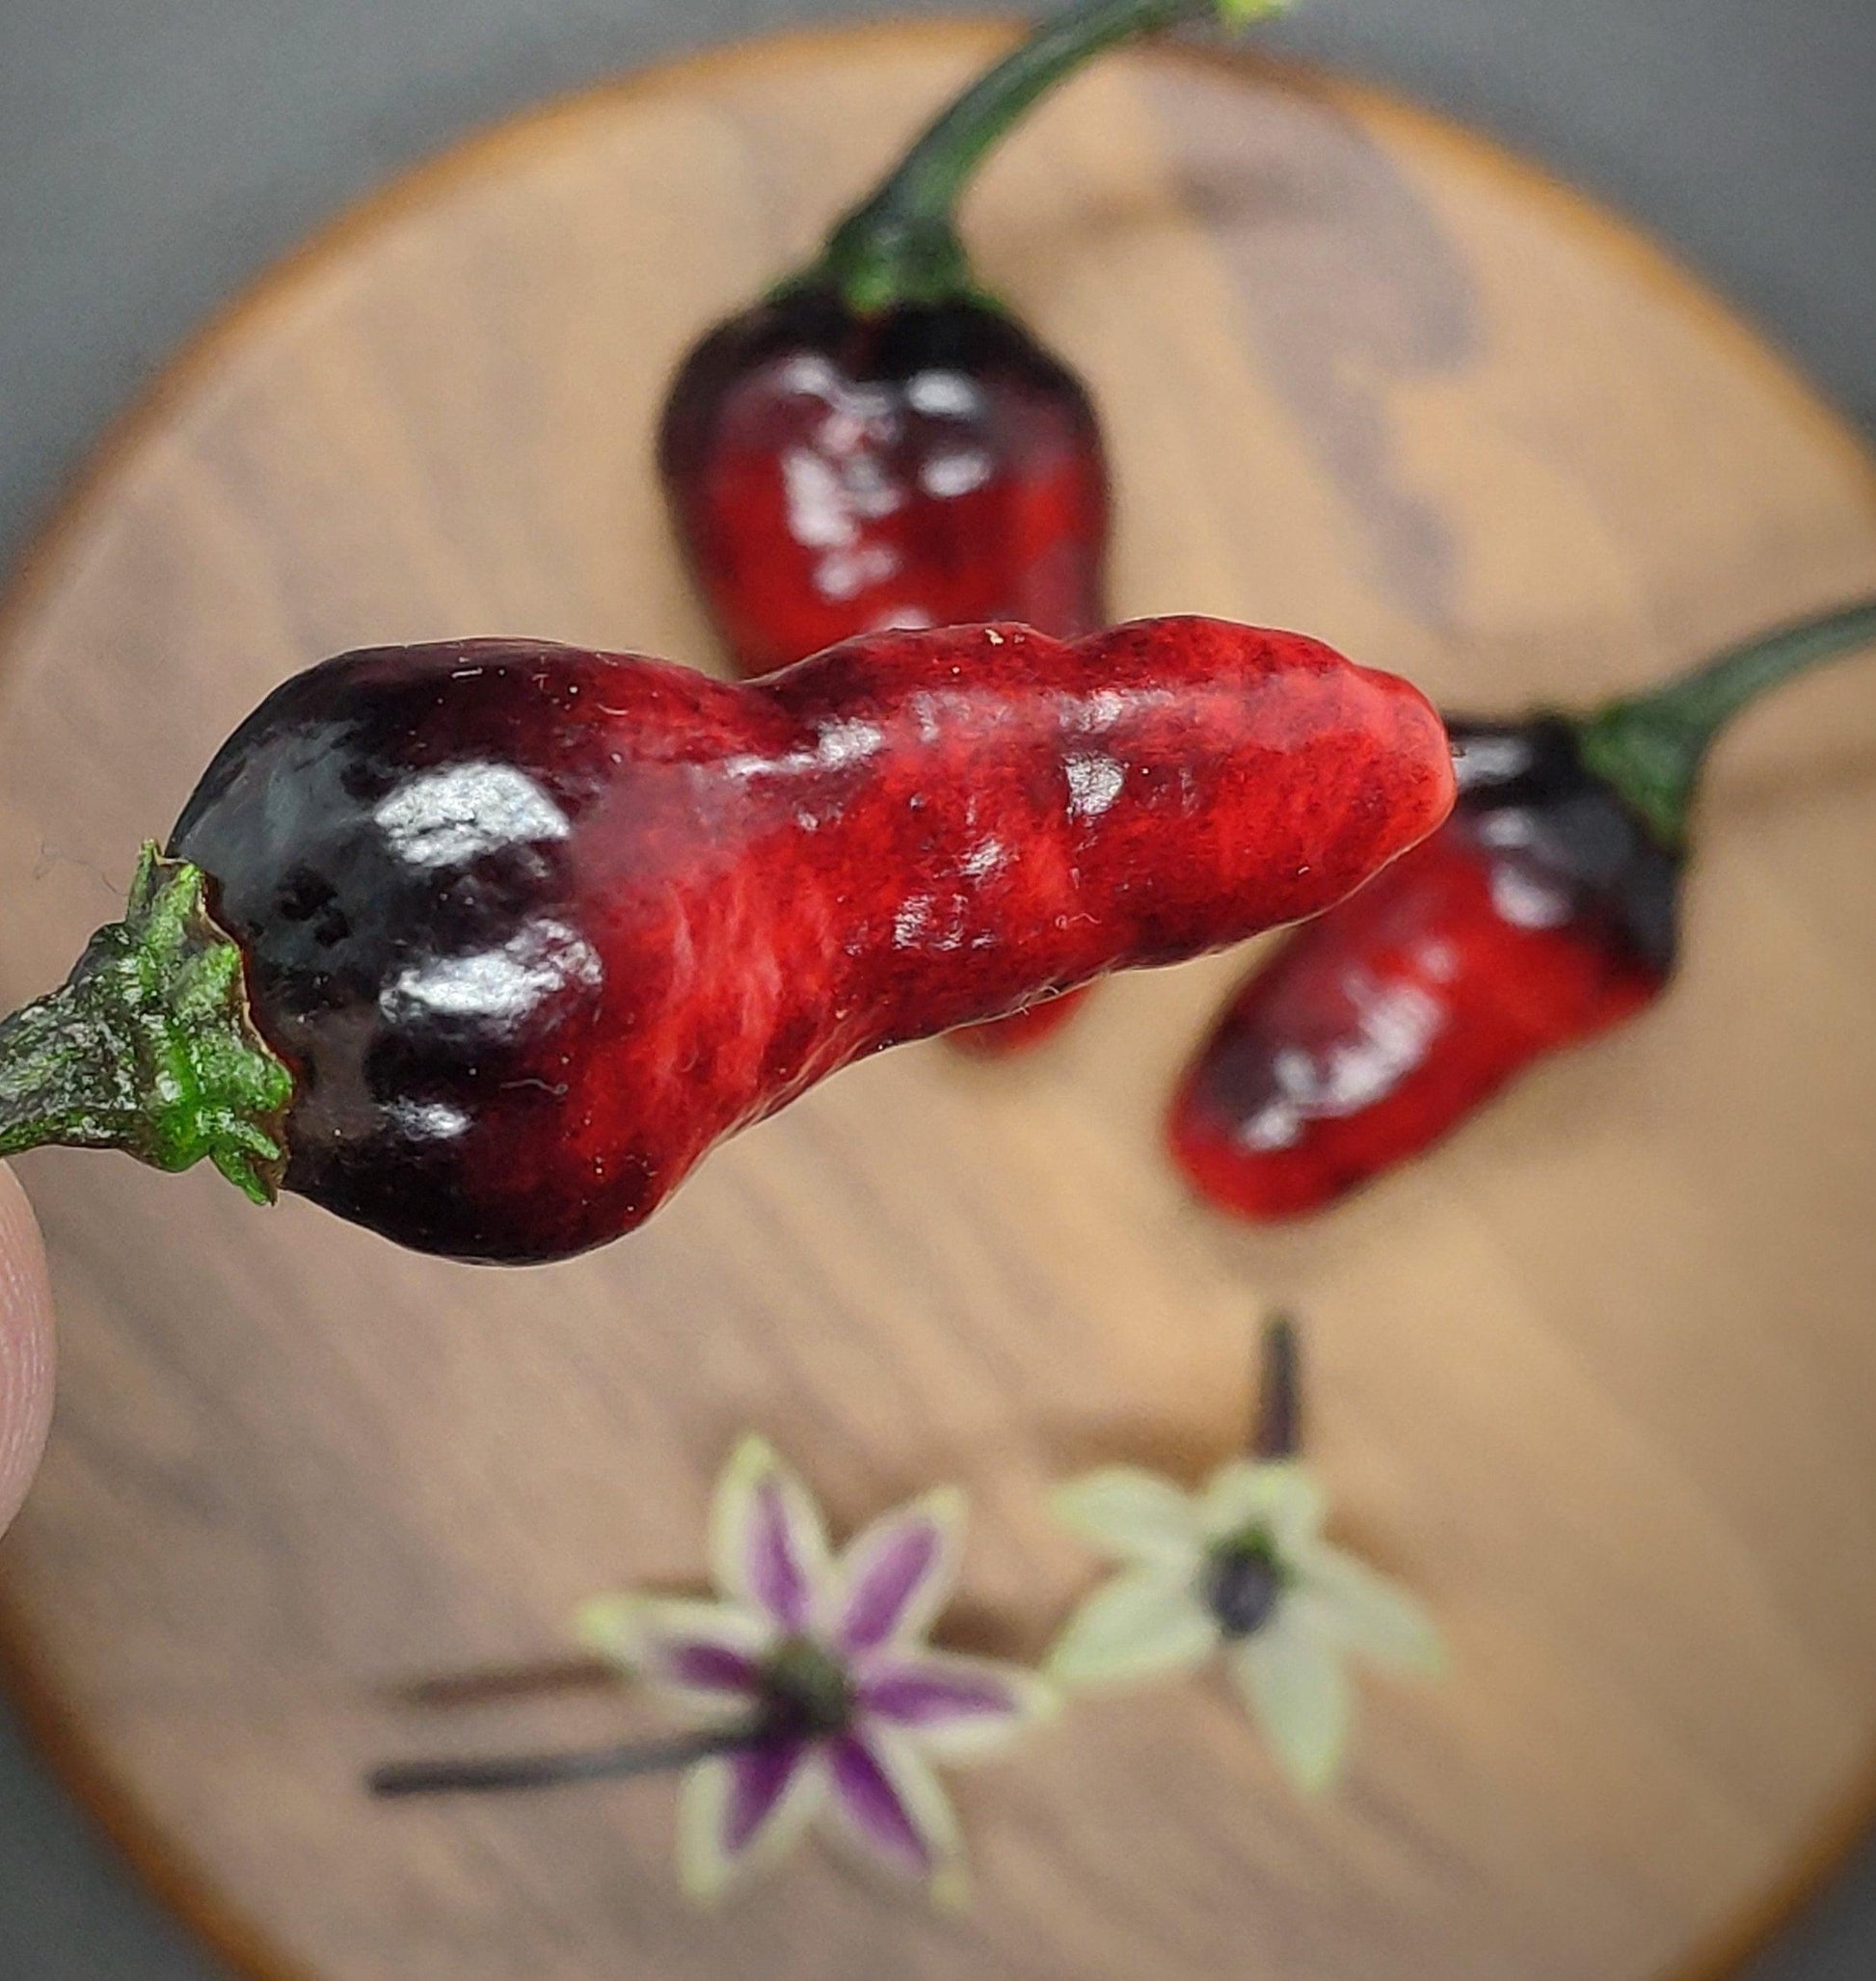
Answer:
[659,0,1282,1052]
[1168,599,1876,1219]
[0,616,1452,1264]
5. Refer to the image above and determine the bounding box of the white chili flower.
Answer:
[577,1435,1057,1905]
[1046,1458,1441,1793]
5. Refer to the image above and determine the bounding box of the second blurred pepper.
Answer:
[1168,598,1876,1219]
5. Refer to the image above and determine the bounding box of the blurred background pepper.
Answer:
[1169,599,1876,1220]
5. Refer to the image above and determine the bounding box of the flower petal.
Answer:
[825,1725,966,1904]
[575,1593,769,1705]
[1229,1611,1351,1794]
[1050,1467,1203,1566]
[722,1741,811,1856]
[828,1486,965,1656]
[860,1651,1059,1761]
[1298,1545,1445,1676]
[1199,1459,1325,1556]
[678,1740,824,1901]
[709,1435,831,1631]
[1045,1566,1218,1688]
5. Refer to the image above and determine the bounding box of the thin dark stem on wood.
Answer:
[1252,1310,1301,1459]
[368,1718,766,1799]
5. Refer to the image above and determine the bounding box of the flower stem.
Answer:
[0,846,292,1201]
[1252,1311,1300,1459]
[1573,597,1876,849]
[368,1716,768,1799]
[810,0,1284,312]
[387,1657,618,1709]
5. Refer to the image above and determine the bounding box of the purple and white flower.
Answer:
[1046,1458,1443,1794]
[577,1435,1056,1903]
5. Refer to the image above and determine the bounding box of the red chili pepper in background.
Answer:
[659,0,1279,1054]
[1168,599,1876,1220]
[0,616,1451,1264]
[661,286,1110,678]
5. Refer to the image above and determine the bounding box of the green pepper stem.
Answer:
[368,1716,768,1799]
[0,847,292,1202]
[812,0,1285,312]
[1573,597,1876,849]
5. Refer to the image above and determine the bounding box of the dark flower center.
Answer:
[760,1636,855,1739]
[1201,1533,1286,1640]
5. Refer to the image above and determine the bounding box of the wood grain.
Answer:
[3,23,1876,1981]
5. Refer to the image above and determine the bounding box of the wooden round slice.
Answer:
[1,23,1874,1981]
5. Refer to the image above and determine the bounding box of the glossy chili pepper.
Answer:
[659,0,1278,1054]
[1168,599,1876,1220]
[0,616,1452,1264]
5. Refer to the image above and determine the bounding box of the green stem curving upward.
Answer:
[808,0,1287,313]
[1573,597,1876,849]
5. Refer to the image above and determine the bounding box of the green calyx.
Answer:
[0,845,293,1203]
[1573,596,1876,849]
[803,0,1290,315]
[810,209,981,321]
[761,1636,857,1738]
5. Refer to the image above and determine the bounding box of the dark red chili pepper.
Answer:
[660,284,1110,676]
[0,616,1451,1264]
[658,0,1276,1053]
[1167,599,1876,1220]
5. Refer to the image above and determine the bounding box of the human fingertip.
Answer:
[0,1164,54,1535]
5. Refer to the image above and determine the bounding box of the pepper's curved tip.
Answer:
[1165,1087,1351,1223]
[1375,672,1460,862]
[946,986,1087,1057]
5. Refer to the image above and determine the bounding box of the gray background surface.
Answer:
[0,1,1872,1974]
